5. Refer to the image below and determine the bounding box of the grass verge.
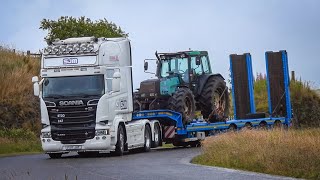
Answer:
[192,129,320,179]
[0,129,42,156]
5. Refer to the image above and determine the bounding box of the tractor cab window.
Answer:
[201,56,211,73]
[160,58,189,83]
[191,57,203,75]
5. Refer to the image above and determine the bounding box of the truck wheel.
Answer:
[143,125,152,152]
[152,123,161,148]
[168,88,196,124]
[115,125,125,156]
[48,153,62,159]
[200,76,229,122]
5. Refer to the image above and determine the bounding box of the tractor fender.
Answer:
[197,74,225,96]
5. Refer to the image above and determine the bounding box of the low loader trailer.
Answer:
[134,51,292,146]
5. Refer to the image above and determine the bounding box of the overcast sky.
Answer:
[1,0,319,89]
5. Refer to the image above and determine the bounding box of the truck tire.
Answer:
[114,125,125,156]
[200,76,229,122]
[48,153,62,159]
[152,123,161,148]
[143,125,152,152]
[168,88,196,124]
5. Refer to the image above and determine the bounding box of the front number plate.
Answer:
[63,145,83,151]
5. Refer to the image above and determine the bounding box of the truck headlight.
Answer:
[59,45,67,53]
[41,132,51,138]
[44,46,53,54]
[53,46,59,54]
[73,44,80,52]
[80,44,88,52]
[88,44,94,52]
[95,130,108,136]
[66,45,73,52]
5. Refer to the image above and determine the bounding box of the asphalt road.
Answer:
[0,147,294,180]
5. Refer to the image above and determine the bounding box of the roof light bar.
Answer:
[44,43,96,55]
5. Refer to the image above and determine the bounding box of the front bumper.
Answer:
[41,135,115,153]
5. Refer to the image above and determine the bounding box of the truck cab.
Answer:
[32,37,161,158]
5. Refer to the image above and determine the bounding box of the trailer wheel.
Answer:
[114,125,125,156]
[152,123,161,148]
[259,121,268,130]
[48,153,62,159]
[243,122,252,130]
[200,76,229,122]
[273,121,282,129]
[190,141,200,147]
[143,125,152,152]
[228,124,237,131]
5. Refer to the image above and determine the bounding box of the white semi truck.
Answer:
[32,37,162,158]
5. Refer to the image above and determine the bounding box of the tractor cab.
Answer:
[155,51,212,94]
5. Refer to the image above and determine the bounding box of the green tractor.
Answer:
[134,51,229,124]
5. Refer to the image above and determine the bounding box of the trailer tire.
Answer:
[228,124,237,132]
[243,122,252,130]
[200,76,229,122]
[168,88,196,124]
[259,121,268,130]
[114,125,125,156]
[48,153,62,159]
[143,125,152,152]
[273,120,282,129]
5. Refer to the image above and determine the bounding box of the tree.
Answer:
[40,16,127,43]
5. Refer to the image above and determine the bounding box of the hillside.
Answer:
[0,48,40,132]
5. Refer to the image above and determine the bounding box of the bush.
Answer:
[253,75,320,128]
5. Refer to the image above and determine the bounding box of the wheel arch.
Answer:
[113,118,127,143]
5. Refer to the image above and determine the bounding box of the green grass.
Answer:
[0,129,42,156]
[192,129,320,179]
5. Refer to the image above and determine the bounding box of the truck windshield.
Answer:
[42,75,104,98]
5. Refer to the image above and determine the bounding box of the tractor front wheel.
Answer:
[168,88,196,124]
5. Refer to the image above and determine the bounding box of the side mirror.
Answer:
[196,57,201,66]
[112,72,121,92]
[32,76,39,83]
[33,82,40,96]
[144,61,148,71]
[32,76,40,96]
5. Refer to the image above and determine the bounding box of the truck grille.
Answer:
[47,104,97,142]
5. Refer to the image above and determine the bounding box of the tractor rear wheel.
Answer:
[200,76,229,122]
[168,88,196,124]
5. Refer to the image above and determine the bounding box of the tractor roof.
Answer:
[157,51,208,60]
